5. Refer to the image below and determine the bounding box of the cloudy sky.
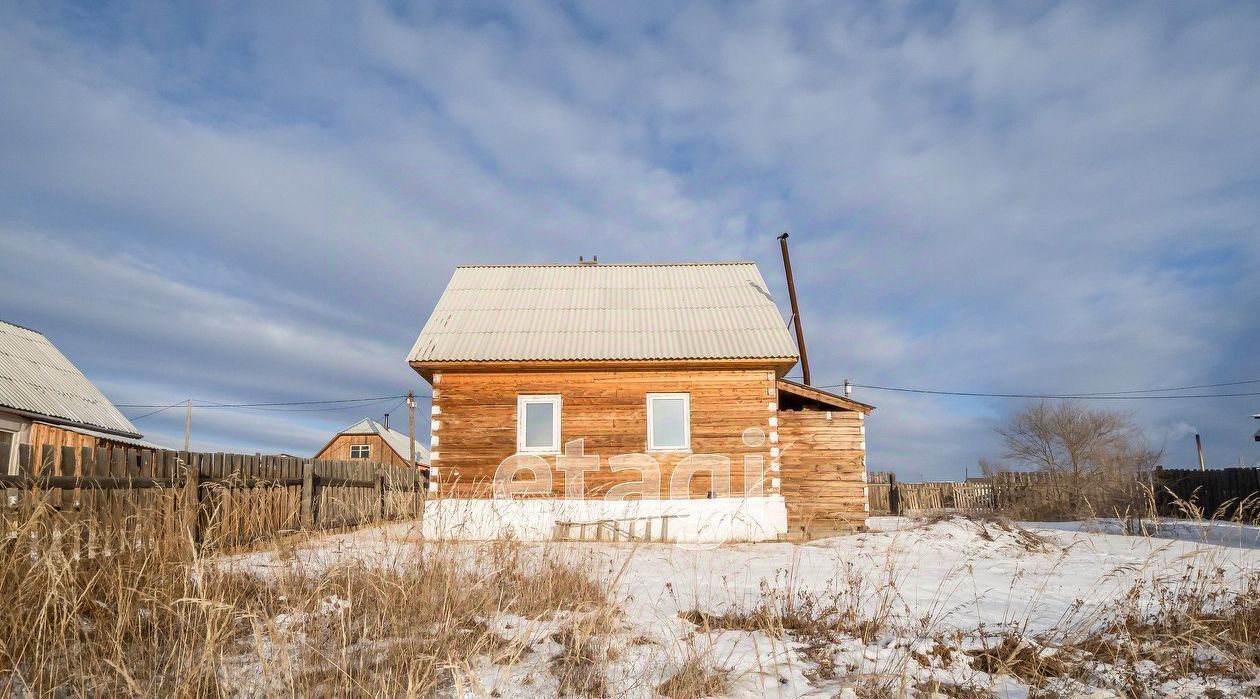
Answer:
[2,1,1257,479]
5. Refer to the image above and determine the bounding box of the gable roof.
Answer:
[0,320,142,438]
[329,418,430,464]
[776,378,875,414]
[408,262,801,365]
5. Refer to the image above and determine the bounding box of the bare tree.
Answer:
[984,401,1162,519]
[996,400,1153,475]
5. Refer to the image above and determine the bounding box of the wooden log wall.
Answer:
[0,445,429,552]
[776,407,867,532]
[432,368,779,499]
[316,434,418,468]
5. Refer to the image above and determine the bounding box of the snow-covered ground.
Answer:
[224,516,1260,698]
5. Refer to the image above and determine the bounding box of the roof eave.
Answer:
[409,357,799,381]
[776,378,875,414]
[0,405,144,440]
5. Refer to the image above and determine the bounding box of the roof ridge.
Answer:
[454,261,757,269]
[0,319,45,335]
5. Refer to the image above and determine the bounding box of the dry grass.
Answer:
[547,607,623,697]
[680,560,903,647]
[4,491,1257,698]
[964,566,1260,695]
[656,653,732,699]
[0,494,615,697]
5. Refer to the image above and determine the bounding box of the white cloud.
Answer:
[0,1,1256,474]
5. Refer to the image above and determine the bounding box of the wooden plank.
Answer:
[302,460,315,529]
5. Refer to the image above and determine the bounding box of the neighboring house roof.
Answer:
[776,378,875,414]
[322,418,430,464]
[0,320,142,438]
[408,262,801,364]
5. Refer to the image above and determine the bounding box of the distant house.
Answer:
[0,320,157,476]
[314,418,429,468]
[407,261,874,541]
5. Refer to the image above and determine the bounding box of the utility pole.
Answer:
[1195,433,1206,471]
[777,232,810,385]
[408,390,425,524]
[407,391,416,470]
[184,399,192,451]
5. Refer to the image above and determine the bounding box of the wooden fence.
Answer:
[870,470,1142,518]
[868,473,996,515]
[1,445,428,550]
[870,467,1260,522]
[1155,466,1260,523]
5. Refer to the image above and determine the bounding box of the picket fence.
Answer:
[0,444,428,550]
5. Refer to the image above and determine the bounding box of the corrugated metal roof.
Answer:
[0,320,142,438]
[408,262,801,363]
[340,418,430,464]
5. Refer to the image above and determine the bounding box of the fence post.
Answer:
[301,460,315,529]
[182,452,200,547]
[376,466,385,521]
[888,472,900,516]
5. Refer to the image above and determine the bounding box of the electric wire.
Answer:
[121,394,427,421]
[817,382,1260,400]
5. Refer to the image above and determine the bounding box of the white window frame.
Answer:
[517,395,562,454]
[349,444,371,459]
[647,393,691,452]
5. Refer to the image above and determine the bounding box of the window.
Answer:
[517,395,561,453]
[350,444,371,459]
[0,430,13,475]
[647,393,690,451]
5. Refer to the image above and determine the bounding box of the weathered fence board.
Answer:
[1156,467,1260,523]
[0,446,429,550]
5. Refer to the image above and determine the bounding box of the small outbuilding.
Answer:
[314,418,430,469]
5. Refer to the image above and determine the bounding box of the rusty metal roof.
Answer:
[408,262,801,364]
[0,320,142,438]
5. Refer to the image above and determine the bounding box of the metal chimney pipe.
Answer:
[778,232,810,385]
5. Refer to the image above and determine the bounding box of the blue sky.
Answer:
[2,1,1257,479]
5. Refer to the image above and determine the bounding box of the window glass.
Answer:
[350,444,370,459]
[524,402,554,449]
[0,431,12,474]
[648,394,690,450]
[517,395,561,452]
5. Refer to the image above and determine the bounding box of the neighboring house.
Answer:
[314,418,430,468]
[407,261,873,541]
[0,320,157,476]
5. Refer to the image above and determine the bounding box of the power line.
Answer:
[121,393,431,420]
[126,400,187,421]
[828,381,1260,400]
[118,394,413,409]
[190,396,411,414]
